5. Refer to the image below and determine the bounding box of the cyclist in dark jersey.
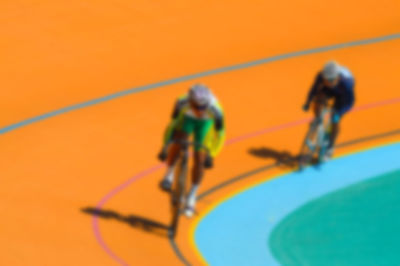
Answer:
[303,61,355,159]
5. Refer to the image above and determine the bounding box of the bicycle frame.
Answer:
[299,105,332,169]
[169,143,189,238]
[168,140,209,238]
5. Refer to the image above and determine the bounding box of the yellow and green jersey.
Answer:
[163,94,225,157]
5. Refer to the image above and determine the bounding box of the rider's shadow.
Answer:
[248,147,298,168]
[81,207,169,238]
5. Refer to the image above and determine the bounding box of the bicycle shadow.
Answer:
[81,207,169,238]
[248,147,299,168]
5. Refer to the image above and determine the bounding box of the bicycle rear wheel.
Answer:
[317,120,332,162]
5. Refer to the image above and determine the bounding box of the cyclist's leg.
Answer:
[191,119,213,184]
[165,132,186,165]
[158,120,178,160]
[328,110,341,153]
[160,116,194,190]
[313,92,328,120]
[305,97,323,145]
[312,100,322,119]
[167,115,195,165]
[186,119,213,215]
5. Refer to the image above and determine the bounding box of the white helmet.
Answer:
[322,60,341,81]
[189,84,211,107]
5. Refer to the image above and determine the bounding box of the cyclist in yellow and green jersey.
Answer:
[158,84,225,217]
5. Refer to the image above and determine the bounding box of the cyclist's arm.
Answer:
[305,73,323,106]
[209,105,224,131]
[163,98,188,145]
[209,106,225,157]
[171,104,180,119]
[171,98,189,119]
[215,113,224,132]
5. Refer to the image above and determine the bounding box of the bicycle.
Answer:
[298,100,332,170]
[166,140,209,238]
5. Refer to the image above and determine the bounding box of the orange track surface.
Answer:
[1,1,399,265]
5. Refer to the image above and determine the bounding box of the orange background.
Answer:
[0,1,399,265]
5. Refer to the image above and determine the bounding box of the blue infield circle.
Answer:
[194,142,400,265]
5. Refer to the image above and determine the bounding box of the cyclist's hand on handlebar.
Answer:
[204,155,213,169]
[302,103,310,112]
[158,148,168,162]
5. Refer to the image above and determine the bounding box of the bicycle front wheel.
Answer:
[298,120,319,169]
[169,153,188,238]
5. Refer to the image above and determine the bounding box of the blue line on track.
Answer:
[1,33,399,135]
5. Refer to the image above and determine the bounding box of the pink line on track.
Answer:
[352,97,400,112]
[92,97,400,265]
[226,118,311,145]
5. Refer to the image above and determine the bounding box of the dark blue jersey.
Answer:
[306,67,355,116]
